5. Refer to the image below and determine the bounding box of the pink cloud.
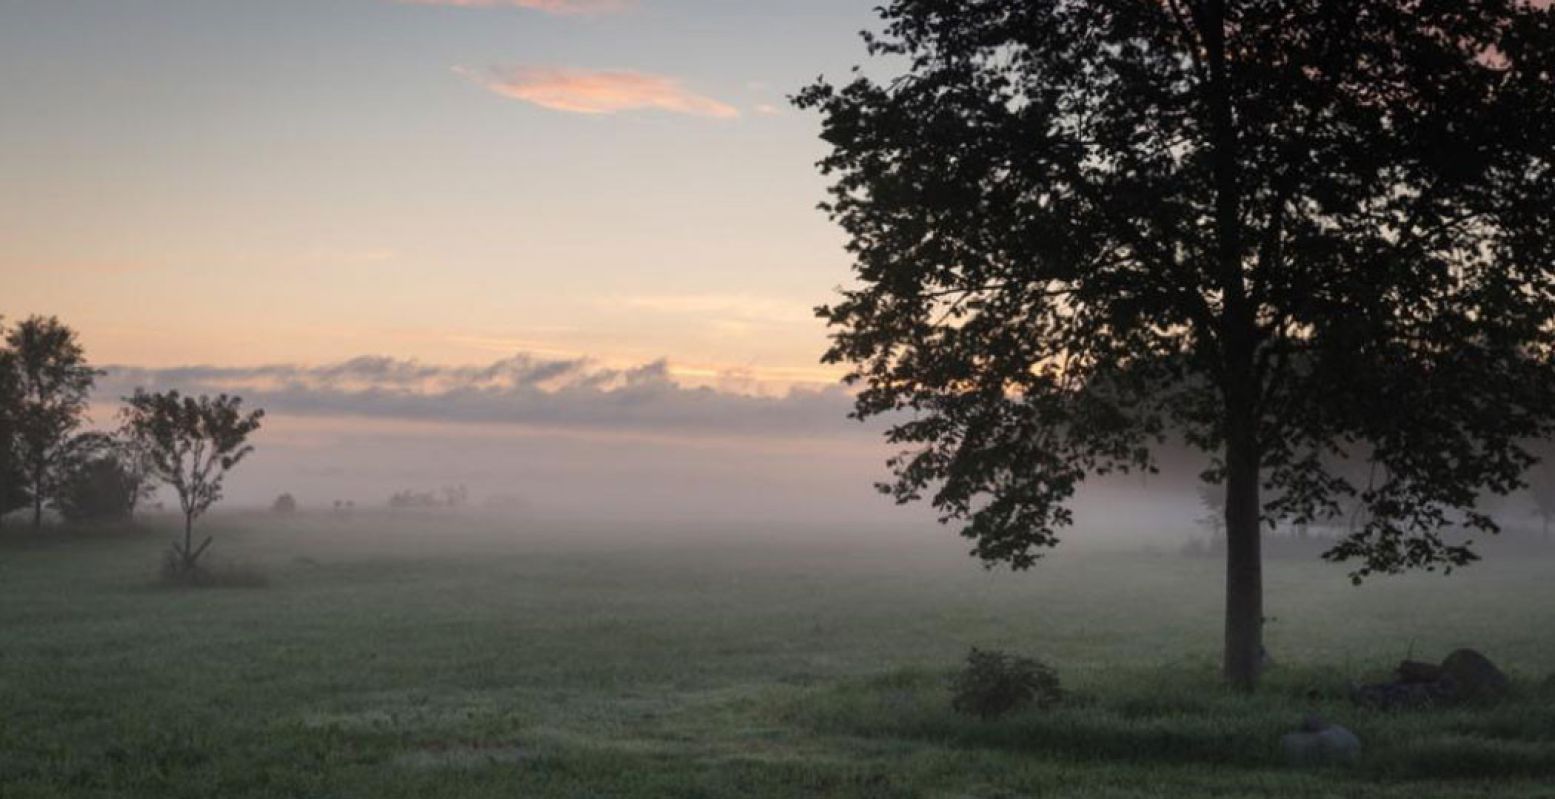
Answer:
[457,66,740,119]
[398,0,630,13]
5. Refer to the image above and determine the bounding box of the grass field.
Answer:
[3,511,1555,797]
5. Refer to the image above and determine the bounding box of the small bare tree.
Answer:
[121,390,264,572]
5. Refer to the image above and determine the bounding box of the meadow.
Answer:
[3,511,1555,798]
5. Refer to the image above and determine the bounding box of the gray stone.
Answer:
[1440,649,1510,700]
[1397,660,1445,684]
[1281,717,1361,767]
[1350,677,1458,710]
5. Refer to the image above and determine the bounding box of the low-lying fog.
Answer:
[205,413,1207,545]
[89,357,1221,544]
[87,357,1555,553]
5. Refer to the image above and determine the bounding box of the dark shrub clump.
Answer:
[55,453,141,524]
[950,648,1062,720]
[158,550,269,589]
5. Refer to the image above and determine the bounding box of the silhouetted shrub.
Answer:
[54,448,142,524]
[950,648,1062,720]
[272,493,297,513]
[158,551,268,589]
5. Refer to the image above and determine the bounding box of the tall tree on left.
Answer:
[6,317,99,529]
[0,319,33,528]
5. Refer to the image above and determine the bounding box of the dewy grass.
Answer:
[3,511,1555,797]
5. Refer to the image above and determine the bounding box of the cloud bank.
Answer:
[98,354,859,439]
[458,66,740,118]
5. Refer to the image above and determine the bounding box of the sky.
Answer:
[0,0,877,382]
[0,0,957,520]
[0,0,1214,534]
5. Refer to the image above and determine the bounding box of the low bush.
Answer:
[950,648,1062,721]
[158,550,269,589]
[55,452,142,524]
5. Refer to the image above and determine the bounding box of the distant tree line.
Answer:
[388,485,468,510]
[0,315,263,574]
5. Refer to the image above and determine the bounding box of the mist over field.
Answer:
[92,388,1200,542]
[75,353,1555,558]
[81,356,1210,536]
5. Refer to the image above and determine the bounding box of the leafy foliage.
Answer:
[796,3,1555,577]
[950,648,1062,721]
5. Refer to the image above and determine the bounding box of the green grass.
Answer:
[3,511,1555,797]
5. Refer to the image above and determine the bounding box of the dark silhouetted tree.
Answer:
[53,432,148,524]
[121,390,264,572]
[0,323,30,527]
[6,316,99,529]
[272,493,298,514]
[798,1,1555,688]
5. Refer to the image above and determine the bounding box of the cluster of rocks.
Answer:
[1349,648,1510,710]
[1281,648,1512,768]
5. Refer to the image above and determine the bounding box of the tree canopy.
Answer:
[121,390,264,571]
[4,316,99,528]
[799,0,1555,686]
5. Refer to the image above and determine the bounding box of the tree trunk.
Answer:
[1201,0,1262,690]
[1222,422,1263,690]
[30,451,44,529]
[183,513,194,569]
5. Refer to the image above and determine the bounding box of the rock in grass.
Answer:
[1281,716,1361,767]
[1440,649,1510,701]
[1350,678,1457,710]
[1397,660,1445,684]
